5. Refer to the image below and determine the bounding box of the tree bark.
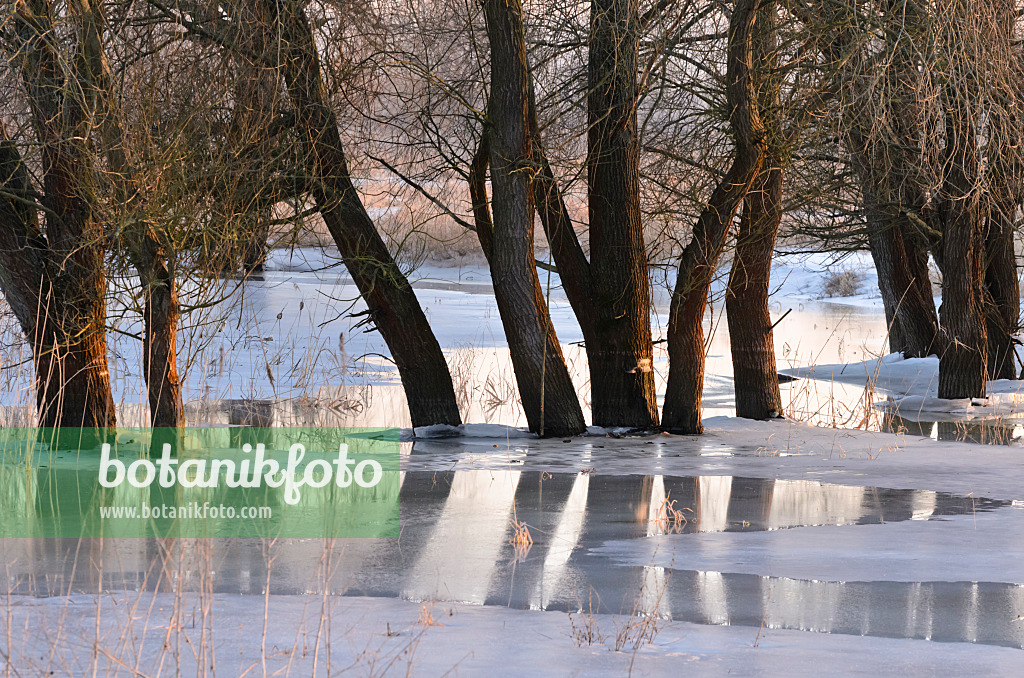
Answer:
[984,202,1018,380]
[847,0,942,359]
[984,0,1021,381]
[858,185,943,358]
[584,0,659,428]
[476,0,659,428]
[662,0,764,434]
[727,164,784,420]
[255,0,461,428]
[938,101,989,399]
[2,1,115,429]
[481,0,586,437]
[726,0,784,421]
[79,0,184,427]
[131,239,184,427]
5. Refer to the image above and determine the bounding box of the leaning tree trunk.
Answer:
[859,190,943,358]
[258,1,461,428]
[585,0,659,428]
[480,0,586,437]
[662,0,764,434]
[841,0,942,359]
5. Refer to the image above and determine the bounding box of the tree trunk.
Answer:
[859,189,942,358]
[484,0,660,428]
[727,165,784,420]
[984,0,1021,381]
[258,1,461,428]
[938,107,989,399]
[585,0,659,428]
[845,0,941,359]
[132,240,184,428]
[481,0,586,437]
[4,2,115,429]
[662,0,764,434]
[726,0,784,421]
[77,0,184,428]
[241,209,272,274]
[984,203,1019,380]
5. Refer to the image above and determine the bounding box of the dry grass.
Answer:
[568,590,605,648]
[653,497,688,534]
[417,601,446,627]
[819,268,865,298]
[508,518,534,563]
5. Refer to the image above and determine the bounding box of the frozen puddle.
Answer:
[5,471,1022,650]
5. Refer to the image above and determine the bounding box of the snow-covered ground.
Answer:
[7,591,1021,676]
[0,246,903,431]
[3,246,1024,675]
[4,417,1024,674]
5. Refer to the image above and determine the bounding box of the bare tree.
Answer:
[475,0,587,436]
[0,0,116,428]
[725,0,784,421]
[662,0,764,433]
[80,1,185,427]
[148,0,463,428]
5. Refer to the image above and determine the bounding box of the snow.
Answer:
[0,244,904,431]
[783,352,1024,421]
[760,250,885,310]
[7,593,1021,677]
[4,416,1024,673]
[5,245,1024,673]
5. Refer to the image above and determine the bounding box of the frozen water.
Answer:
[3,250,1024,673]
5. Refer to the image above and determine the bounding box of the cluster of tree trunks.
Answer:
[1,0,1020,438]
[820,0,1019,399]
[471,0,659,433]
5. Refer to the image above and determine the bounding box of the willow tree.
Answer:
[725,0,784,421]
[149,0,463,428]
[662,0,765,434]
[0,0,116,428]
[79,0,185,427]
[382,0,660,428]
[474,0,586,436]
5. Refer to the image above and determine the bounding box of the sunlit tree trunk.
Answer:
[663,0,764,433]
[0,1,115,429]
[78,0,184,427]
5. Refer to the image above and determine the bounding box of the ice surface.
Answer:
[3,247,1024,673]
